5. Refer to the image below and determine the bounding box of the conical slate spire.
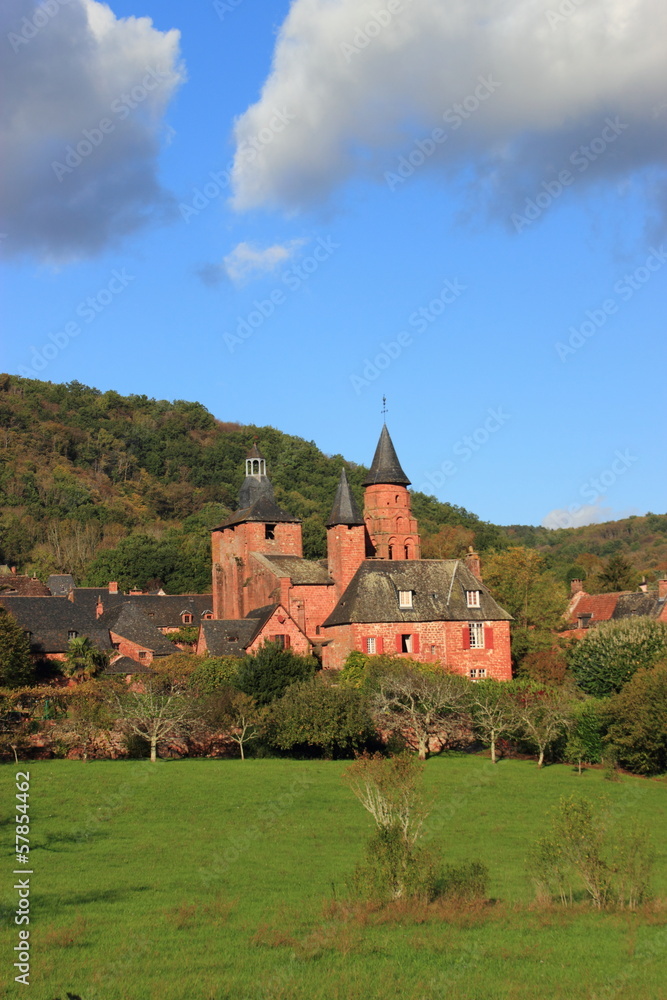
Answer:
[326,468,365,527]
[361,425,411,487]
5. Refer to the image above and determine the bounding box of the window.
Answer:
[396,634,420,653]
[470,668,487,680]
[270,634,290,649]
[68,630,78,640]
[466,590,481,608]
[138,651,147,659]
[388,544,394,560]
[181,613,193,624]
[398,590,413,609]
[265,524,276,540]
[468,623,484,648]
[204,613,213,620]
[24,631,32,641]
[315,625,321,635]
[366,637,377,654]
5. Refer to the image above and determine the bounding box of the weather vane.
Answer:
[381,395,388,423]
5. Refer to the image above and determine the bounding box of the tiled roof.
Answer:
[251,553,333,586]
[46,574,76,596]
[326,468,364,527]
[0,596,112,654]
[199,619,258,656]
[567,593,624,624]
[105,655,153,675]
[98,603,175,655]
[0,576,51,597]
[361,426,411,487]
[323,560,512,627]
[612,593,663,619]
[70,590,213,627]
[214,494,301,529]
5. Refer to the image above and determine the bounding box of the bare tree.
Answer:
[513,687,574,768]
[342,752,428,846]
[469,679,516,763]
[373,666,469,759]
[224,692,260,760]
[115,682,195,762]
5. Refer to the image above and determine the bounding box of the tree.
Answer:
[563,699,605,773]
[115,682,195,761]
[568,618,667,697]
[262,678,375,758]
[62,636,109,682]
[512,684,574,767]
[482,547,568,667]
[373,665,470,759]
[236,642,318,706]
[604,663,667,775]
[468,679,515,763]
[597,554,641,593]
[189,656,244,696]
[0,608,34,688]
[219,691,260,760]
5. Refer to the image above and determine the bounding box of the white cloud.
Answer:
[0,0,184,263]
[542,503,641,530]
[230,0,667,226]
[222,239,307,284]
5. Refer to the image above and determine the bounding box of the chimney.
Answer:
[279,576,291,611]
[639,577,648,594]
[67,589,75,603]
[95,596,104,619]
[109,581,118,595]
[570,578,584,596]
[465,546,482,581]
[10,566,16,575]
[659,579,667,601]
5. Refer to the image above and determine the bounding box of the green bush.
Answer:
[189,656,244,696]
[604,663,667,775]
[236,642,318,706]
[350,826,440,904]
[262,678,377,758]
[568,619,667,697]
[438,861,489,903]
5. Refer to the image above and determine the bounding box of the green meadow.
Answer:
[1,756,666,1000]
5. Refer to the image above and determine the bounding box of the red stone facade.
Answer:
[364,484,421,560]
[212,521,303,619]
[109,631,156,666]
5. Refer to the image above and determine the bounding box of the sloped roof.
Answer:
[70,590,213,626]
[251,553,333,585]
[105,655,153,675]
[323,560,512,627]
[199,619,257,656]
[0,576,51,597]
[612,593,663,620]
[214,494,301,529]
[361,426,411,487]
[47,574,76,596]
[99,603,175,655]
[567,592,624,624]
[0,596,112,654]
[326,468,364,527]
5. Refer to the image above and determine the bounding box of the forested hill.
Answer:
[0,375,665,594]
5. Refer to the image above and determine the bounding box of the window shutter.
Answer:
[376,637,384,654]
[395,634,403,653]
[412,634,420,654]
[285,634,291,649]
[362,636,369,652]
[462,626,471,650]
[484,627,494,650]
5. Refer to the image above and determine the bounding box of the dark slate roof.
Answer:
[326,468,365,527]
[323,560,513,627]
[69,590,213,626]
[104,656,153,676]
[98,603,175,655]
[47,574,76,596]
[611,593,662,620]
[199,619,258,656]
[0,575,51,597]
[362,425,411,487]
[246,443,265,459]
[0,597,112,654]
[252,554,333,586]
[215,494,301,529]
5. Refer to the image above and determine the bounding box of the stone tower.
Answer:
[326,468,367,600]
[362,425,421,560]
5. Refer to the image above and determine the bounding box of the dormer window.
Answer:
[466,590,481,608]
[181,613,193,624]
[68,630,78,640]
[265,524,276,540]
[398,590,413,609]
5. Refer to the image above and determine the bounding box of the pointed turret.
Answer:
[362,425,411,486]
[326,469,364,527]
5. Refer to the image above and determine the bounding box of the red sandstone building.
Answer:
[211,428,513,678]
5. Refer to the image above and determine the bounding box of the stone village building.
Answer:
[209,427,513,679]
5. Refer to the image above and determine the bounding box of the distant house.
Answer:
[97,603,177,666]
[564,578,667,633]
[196,603,311,658]
[0,567,50,597]
[0,596,112,661]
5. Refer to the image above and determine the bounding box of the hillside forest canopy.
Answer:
[0,375,665,594]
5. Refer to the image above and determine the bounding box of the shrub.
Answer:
[0,608,35,688]
[262,678,376,758]
[189,656,244,696]
[438,861,489,903]
[350,826,440,903]
[563,699,605,771]
[236,642,318,706]
[568,618,667,697]
[604,662,667,775]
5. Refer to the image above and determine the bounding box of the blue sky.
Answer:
[1,0,665,527]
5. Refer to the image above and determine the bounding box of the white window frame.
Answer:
[366,637,377,654]
[469,622,484,649]
[466,590,481,608]
[470,668,487,680]
[398,590,413,609]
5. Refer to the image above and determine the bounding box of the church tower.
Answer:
[326,468,367,599]
[211,445,302,618]
[363,426,421,560]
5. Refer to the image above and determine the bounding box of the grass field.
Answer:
[1,755,666,1000]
